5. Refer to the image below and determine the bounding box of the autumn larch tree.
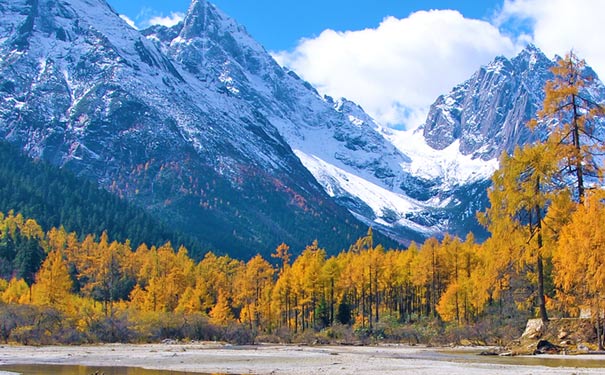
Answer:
[32,249,73,310]
[530,51,605,202]
[554,191,605,349]
[480,143,560,322]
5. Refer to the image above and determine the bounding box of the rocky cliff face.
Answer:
[422,45,555,160]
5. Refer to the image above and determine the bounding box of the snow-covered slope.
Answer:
[286,44,605,242]
[142,0,436,241]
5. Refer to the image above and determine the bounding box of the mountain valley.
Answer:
[1,0,604,257]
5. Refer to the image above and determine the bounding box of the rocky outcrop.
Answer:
[508,318,599,355]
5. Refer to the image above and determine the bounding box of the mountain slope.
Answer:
[421,45,605,160]
[143,0,471,243]
[0,0,380,258]
[0,141,204,255]
[285,44,605,243]
[421,45,554,160]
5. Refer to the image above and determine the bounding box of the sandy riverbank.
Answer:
[1,343,605,374]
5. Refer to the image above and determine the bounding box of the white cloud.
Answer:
[273,10,519,129]
[497,0,605,80]
[148,12,185,28]
[119,14,138,30]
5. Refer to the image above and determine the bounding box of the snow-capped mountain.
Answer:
[141,0,478,242]
[390,45,605,241]
[2,0,604,254]
[0,0,381,258]
[422,45,605,161]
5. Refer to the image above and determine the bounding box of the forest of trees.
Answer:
[1,52,605,347]
[0,141,204,258]
[0,213,515,345]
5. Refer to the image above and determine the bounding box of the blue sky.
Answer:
[108,0,502,52]
[108,0,605,129]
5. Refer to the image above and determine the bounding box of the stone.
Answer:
[535,340,561,354]
[521,318,545,340]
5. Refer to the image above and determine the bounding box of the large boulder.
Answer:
[521,318,545,340]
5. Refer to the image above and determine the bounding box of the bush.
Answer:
[320,323,356,343]
[129,311,187,342]
[89,314,134,343]
[257,326,292,344]
[0,304,36,343]
[181,313,218,341]
[1,305,86,345]
[221,324,256,345]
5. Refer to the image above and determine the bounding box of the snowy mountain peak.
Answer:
[422,45,558,160]
[517,43,543,60]
[181,0,229,39]
[0,0,379,257]
[511,44,551,72]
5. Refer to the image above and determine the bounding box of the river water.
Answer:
[0,364,219,375]
[430,349,605,369]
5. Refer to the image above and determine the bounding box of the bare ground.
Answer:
[1,343,605,374]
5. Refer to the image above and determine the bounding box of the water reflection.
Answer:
[0,364,231,375]
[433,350,605,369]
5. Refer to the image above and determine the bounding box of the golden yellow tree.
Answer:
[272,242,291,270]
[195,252,242,314]
[290,240,326,331]
[412,237,447,317]
[234,254,274,330]
[554,190,605,349]
[391,244,419,322]
[1,277,30,304]
[531,51,605,201]
[78,234,134,316]
[479,142,561,322]
[130,243,197,313]
[272,262,294,330]
[320,256,342,327]
[437,234,482,323]
[209,288,234,326]
[31,249,73,310]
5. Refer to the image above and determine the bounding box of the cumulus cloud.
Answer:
[497,0,605,80]
[273,10,519,129]
[148,12,186,28]
[119,14,138,30]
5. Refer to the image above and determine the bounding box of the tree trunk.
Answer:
[571,94,585,201]
[536,254,548,322]
[597,295,604,351]
[330,278,335,326]
[535,177,548,322]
